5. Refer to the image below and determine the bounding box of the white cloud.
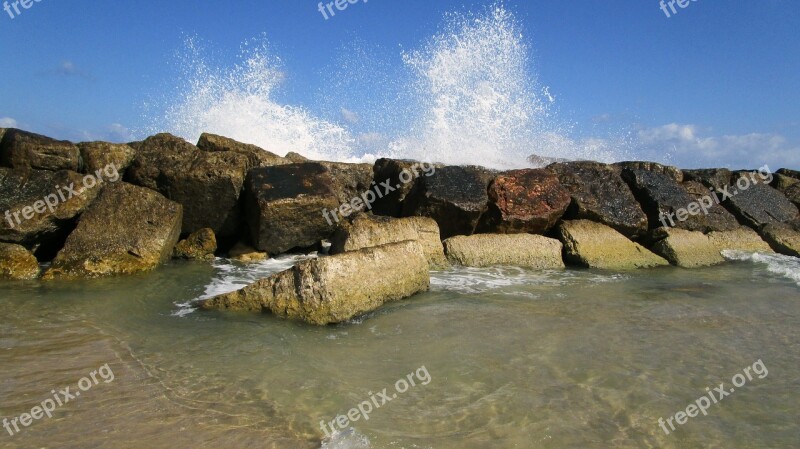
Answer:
[636,123,800,169]
[0,117,18,128]
[340,108,360,124]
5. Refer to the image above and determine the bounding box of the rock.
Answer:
[621,168,739,232]
[320,161,376,210]
[43,183,182,279]
[285,152,309,163]
[228,242,268,263]
[683,168,733,190]
[759,223,800,257]
[783,183,800,208]
[77,141,136,177]
[443,234,564,269]
[200,240,430,325]
[330,214,448,269]
[125,133,250,237]
[648,228,725,268]
[527,154,569,168]
[478,169,570,234]
[0,243,40,280]
[196,133,289,168]
[706,227,773,253]
[614,161,683,183]
[370,158,436,217]
[402,165,495,239]
[244,162,339,254]
[549,161,648,237]
[0,168,102,250]
[776,168,800,180]
[174,228,217,261]
[0,129,81,171]
[724,183,799,228]
[0,128,6,141]
[557,220,669,270]
[771,173,799,192]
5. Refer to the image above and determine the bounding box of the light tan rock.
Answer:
[77,141,135,176]
[759,223,800,257]
[228,242,268,263]
[174,228,217,261]
[557,220,669,270]
[201,240,430,325]
[444,234,564,269]
[330,214,448,270]
[649,228,725,268]
[0,243,40,280]
[706,227,773,253]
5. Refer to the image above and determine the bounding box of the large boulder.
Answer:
[614,161,683,182]
[759,223,800,257]
[244,163,339,254]
[557,220,669,270]
[443,234,564,269]
[477,169,570,234]
[648,228,725,268]
[0,129,81,171]
[370,158,435,217]
[196,133,289,168]
[173,228,217,261]
[724,182,799,228]
[320,161,376,211]
[706,227,773,253]
[402,165,495,239]
[683,168,733,190]
[0,243,40,280]
[776,168,800,180]
[771,173,799,192]
[783,183,800,208]
[200,240,430,325]
[621,167,739,232]
[330,214,448,269]
[125,133,250,237]
[0,168,101,250]
[43,183,182,279]
[549,161,647,237]
[77,142,136,177]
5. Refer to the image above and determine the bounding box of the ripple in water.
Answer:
[721,250,800,286]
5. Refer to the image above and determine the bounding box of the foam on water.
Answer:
[146,5,632,169]
[319,428,371,449]
[721,250,800,286]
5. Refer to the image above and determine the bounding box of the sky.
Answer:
[0,0,798,169]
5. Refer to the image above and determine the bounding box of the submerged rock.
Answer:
[196,133,290,168]
[478,169,570,234]
[227,242,268,263]
[200,240,430,325]
[443,233,564,269]
[0,242,40,280]
[550,161,648,237]
[43,183,182,279]
[125,133,250,237]
[330,214,447,269]
[174,228,217,261]
[0,129,81,172]
[557,220,669,270]
[244,162,339,254]
[648,228,725,268]
[0,168,101,249]
[402,165,495,239]
[77,141,135,176]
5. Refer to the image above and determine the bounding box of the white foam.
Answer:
[721,250,800,286]
[320,428,371,449]
[431,266,629,295]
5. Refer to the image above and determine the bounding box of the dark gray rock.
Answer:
[683,168,733,190]
[724,183,799,228]
[549,161,648,237]
[614,161,683,183]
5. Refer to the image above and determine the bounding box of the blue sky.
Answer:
[0,0,798,168]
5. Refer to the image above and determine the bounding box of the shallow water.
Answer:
[1,254,799,449]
